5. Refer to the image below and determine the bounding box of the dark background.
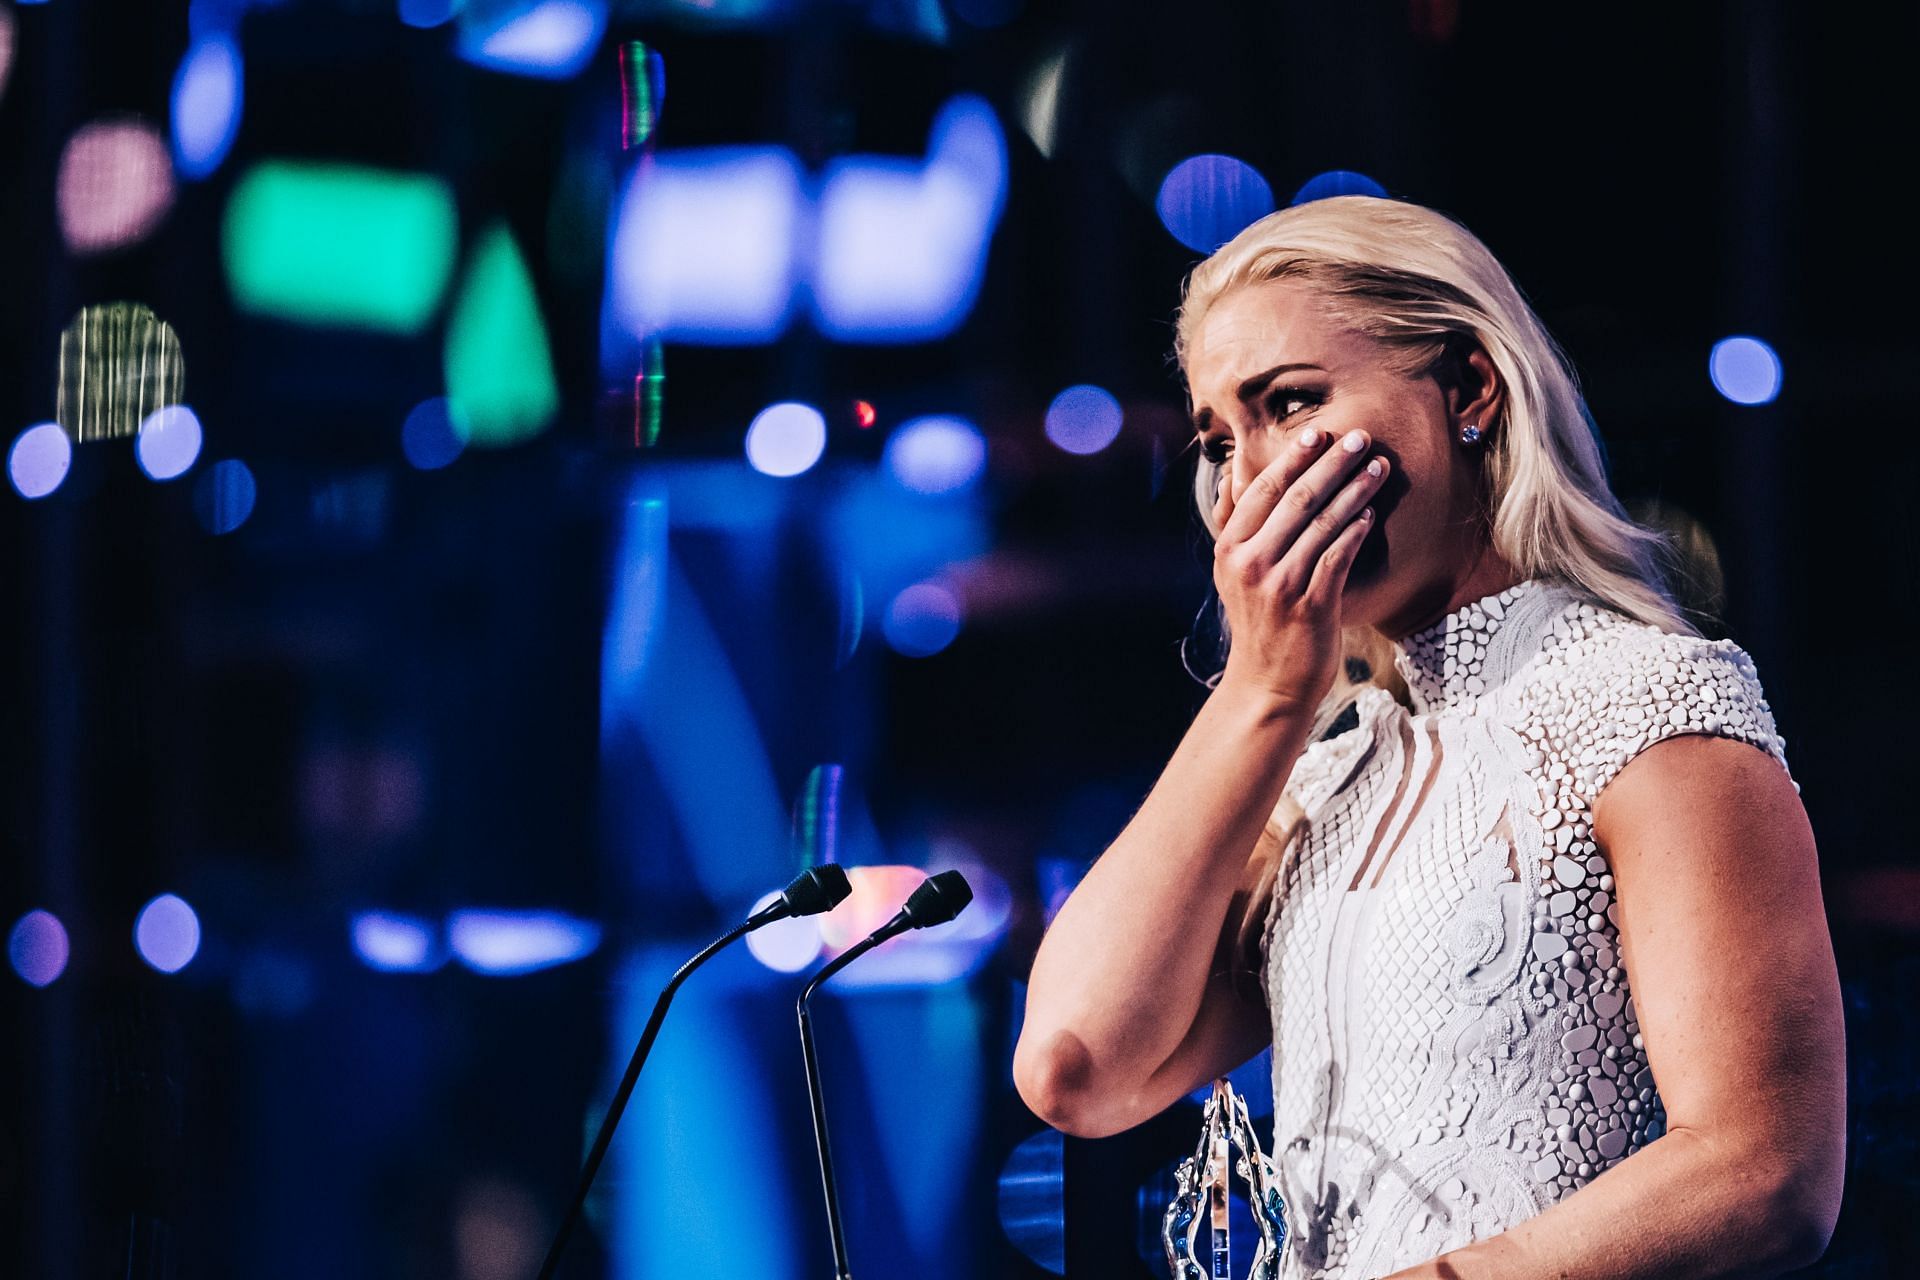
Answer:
[2,0,1914,1276]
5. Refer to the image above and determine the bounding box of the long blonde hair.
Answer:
[1171,197,1697,972]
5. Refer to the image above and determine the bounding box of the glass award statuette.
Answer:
[1161,1079,1289,1280]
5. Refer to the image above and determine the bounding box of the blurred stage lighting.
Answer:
[57,117,175,255]
[997,1128,1066,1275]
[0,9,14,106]
[884,414,986,494]
[1290,169,1388,204]
[135,894,202,974]
[744,401,827,477]
[1017,43,1070,160]
[1709,335,1782,405]
[811,94,1008,342]
[744,889,826,973]
[399,0,464,27]
[458,0,605,79]
[448,909,602,975]
[1155,153,1274,254]
[445,223,559,448]
[9,910,71,989]
[1043,383,1123,455]
[401,397,468,470]
[884,581,962,657]
[223,161,459,334]
[171,33,243,180]
[136,404,204,481]
[8,423,73,501]
[351,910,444,973]
[57,302,186,442]
[609,146,805,344]
[192,459,257,534]
[814,860,1008,986]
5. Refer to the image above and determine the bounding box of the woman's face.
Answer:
[1185,278,1506,638]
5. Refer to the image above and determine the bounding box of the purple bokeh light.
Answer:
[135,893,202,974]
[9,910,70,988]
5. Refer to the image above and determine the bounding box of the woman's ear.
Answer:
[1452,342,1504,431]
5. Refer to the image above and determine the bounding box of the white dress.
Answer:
[1258,575,1797,1278]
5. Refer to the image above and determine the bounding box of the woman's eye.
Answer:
[1266,388,1322,420]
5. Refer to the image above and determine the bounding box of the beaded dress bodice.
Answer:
[1258,576,1796,1278]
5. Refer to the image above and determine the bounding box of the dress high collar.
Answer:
[1389,576,1580,714]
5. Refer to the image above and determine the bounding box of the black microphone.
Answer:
[535,864,852,1280]
[796,870,974,1280]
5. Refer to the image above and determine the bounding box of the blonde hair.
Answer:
[1176,196,1694,723]
[1171,197,1699,974]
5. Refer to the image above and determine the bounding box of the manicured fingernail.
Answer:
[1297,428,1320,448]
[1342,430,1368,453]
[1366,458,1383,476]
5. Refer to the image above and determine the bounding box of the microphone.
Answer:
[796,870,974,1280]
[535,864,851,1280]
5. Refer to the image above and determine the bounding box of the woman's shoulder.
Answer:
[1513,597,1797,803]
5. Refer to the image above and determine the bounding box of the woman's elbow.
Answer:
[1013,1029,1135,1139]
[1752,1134,1845,1272]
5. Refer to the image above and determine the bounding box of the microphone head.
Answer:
[901,869,972,930]
[781,864,852,918]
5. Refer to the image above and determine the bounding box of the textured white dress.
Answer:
[1258,575,1797,1278]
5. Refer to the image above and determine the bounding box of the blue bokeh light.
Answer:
[171,33,243,181]
[744,401,827,477]
[1043,384,1123,455]
[1290,169,1388,205]
[135,894,202,974]
[351,911,443,973]
[399,0,463,26]
[1709,335,1783,406]
[744,889,825,973]
[8,422,72,500]
[458,0,606,79]
[192,459,257,534]
[9,910,70,988]
[137,405,204,481]
[884,581,963,657]
[401,397,467,470]
[447,908,602,976]
[884,415,987,494]
[1154,154,1275,254]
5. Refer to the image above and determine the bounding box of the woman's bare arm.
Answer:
[1385,733,1846,1278]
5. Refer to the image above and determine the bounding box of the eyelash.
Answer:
[1200,387,1323,464]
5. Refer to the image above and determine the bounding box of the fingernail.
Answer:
[1342,430,1368,453]
[1297,428,1320,448]
[1366,458,1383,476]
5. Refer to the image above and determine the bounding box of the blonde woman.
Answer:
[1013,196,1844,1278]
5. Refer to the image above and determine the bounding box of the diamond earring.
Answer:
[1459,422,1483,446]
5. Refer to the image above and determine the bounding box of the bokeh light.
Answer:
[1043,384,1124,455]
[9,423,73,501]
[223,160,459,334]
[57,302,186,441]
[744,401,827,477]
[444,223,559,448]
[448,908,602,976]
[9,910,71,988]
[1290,169,1389,204]
[0,8,14,106]
[883,581,962,657]
[351,910,443,973]
[744,889,826,973]
[1709,335,1783,405]
[56,117,175,254]
[458,0,606,79]
[883,414,986,494]
[401,397,468,470]
[136,404,204,481]
[192,459,257,534]
[171,33,244,181]
[399,0,463,27]
[1154,153,1274,254]
[997,1129,1066,1275]
[135,893,202,974]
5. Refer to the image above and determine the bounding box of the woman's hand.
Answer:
[1211,426,1388,711]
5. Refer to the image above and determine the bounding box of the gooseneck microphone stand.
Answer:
[795,870,974,1280]
[536,865,852,1280]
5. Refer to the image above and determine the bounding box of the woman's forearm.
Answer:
[1014,678,1314,1125]
[1384,1125,1839,1280]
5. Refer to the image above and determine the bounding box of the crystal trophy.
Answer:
[1161,1079,1288,1280]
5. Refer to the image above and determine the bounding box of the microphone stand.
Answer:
[795,935,888,1280]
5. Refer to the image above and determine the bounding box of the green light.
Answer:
[635,337,664,448]
[444,222,559,448]
[222,161,457,334]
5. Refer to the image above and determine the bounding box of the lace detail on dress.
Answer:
[1260,578,1795,1278]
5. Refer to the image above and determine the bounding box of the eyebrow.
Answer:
[1190,362,1327,434]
